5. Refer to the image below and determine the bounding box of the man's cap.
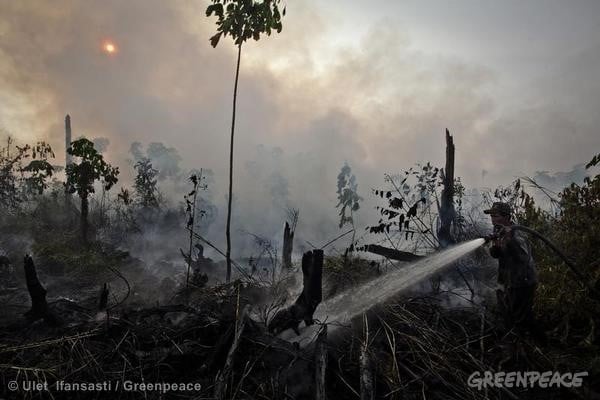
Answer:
[483,202,512,216]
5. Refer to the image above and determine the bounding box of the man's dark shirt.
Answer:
[490,228,538,288]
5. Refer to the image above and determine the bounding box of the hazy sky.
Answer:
[1,0,599,244]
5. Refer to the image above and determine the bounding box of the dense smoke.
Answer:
[1,1,598,270]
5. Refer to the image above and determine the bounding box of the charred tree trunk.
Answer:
[298,249,323,322]
[438,128,456,248]
[363,244,422,262]
[24,255,47,319]
[268,250,323,335]
[65,115,72,202]
[282,221,294,270]
[23,255,55,324]
[65,114,72,168]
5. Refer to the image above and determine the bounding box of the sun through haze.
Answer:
[102,40,117,55]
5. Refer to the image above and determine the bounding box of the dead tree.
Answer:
[269,249,323,335]
[298,249,323,320]
[362,244,422,262]
[438,128,456,248]
[282,208,298,270]
[282,222,294,270]
[64,115,73,206]
[65,114,72,168]
[23,255,56,324]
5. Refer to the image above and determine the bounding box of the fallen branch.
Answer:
[362,244,422,262]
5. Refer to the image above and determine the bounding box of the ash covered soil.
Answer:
[1,247,599,400]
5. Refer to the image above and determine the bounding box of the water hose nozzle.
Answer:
[483,225,511,243]
[483,233,498,244]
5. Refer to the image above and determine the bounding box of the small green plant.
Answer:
[336,163,361,228]
[336,163,362,252]
[66,138,119,243]
[365,163,441,253]
[184,170,209,287]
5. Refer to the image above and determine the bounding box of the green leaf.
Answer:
[210,32,222,48]
[206,4,217,16]
[206,0,285,46]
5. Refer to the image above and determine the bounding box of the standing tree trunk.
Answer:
[186,170,200,288]
[438,128,456,248]
[81,193,89,244]
[23,255,57,325]
[65,115,73,211]
[226,43,242,283]
[24,255,47,319]
[65,114,72,169]
[268,250,324,335]
[282,221,294,270]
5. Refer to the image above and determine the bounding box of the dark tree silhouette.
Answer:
[66,138,119,243]
[207,0,285,282]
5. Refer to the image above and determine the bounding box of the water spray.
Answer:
[283,225,596,345]
[284,238,487,344]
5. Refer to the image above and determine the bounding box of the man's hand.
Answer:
[492,225,512,248]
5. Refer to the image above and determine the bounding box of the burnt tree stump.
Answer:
[297,249,323,324]
[269,249,323,335]
[23,255,56,324]
[282,221,295,270]
[438,128,456,248]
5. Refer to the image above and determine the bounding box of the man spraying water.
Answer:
[484,202,546,343]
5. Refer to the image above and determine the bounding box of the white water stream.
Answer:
[281,238,486,344]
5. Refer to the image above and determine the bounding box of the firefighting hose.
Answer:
[484,225,599,296]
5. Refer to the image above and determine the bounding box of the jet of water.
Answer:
[282,238,485,344]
